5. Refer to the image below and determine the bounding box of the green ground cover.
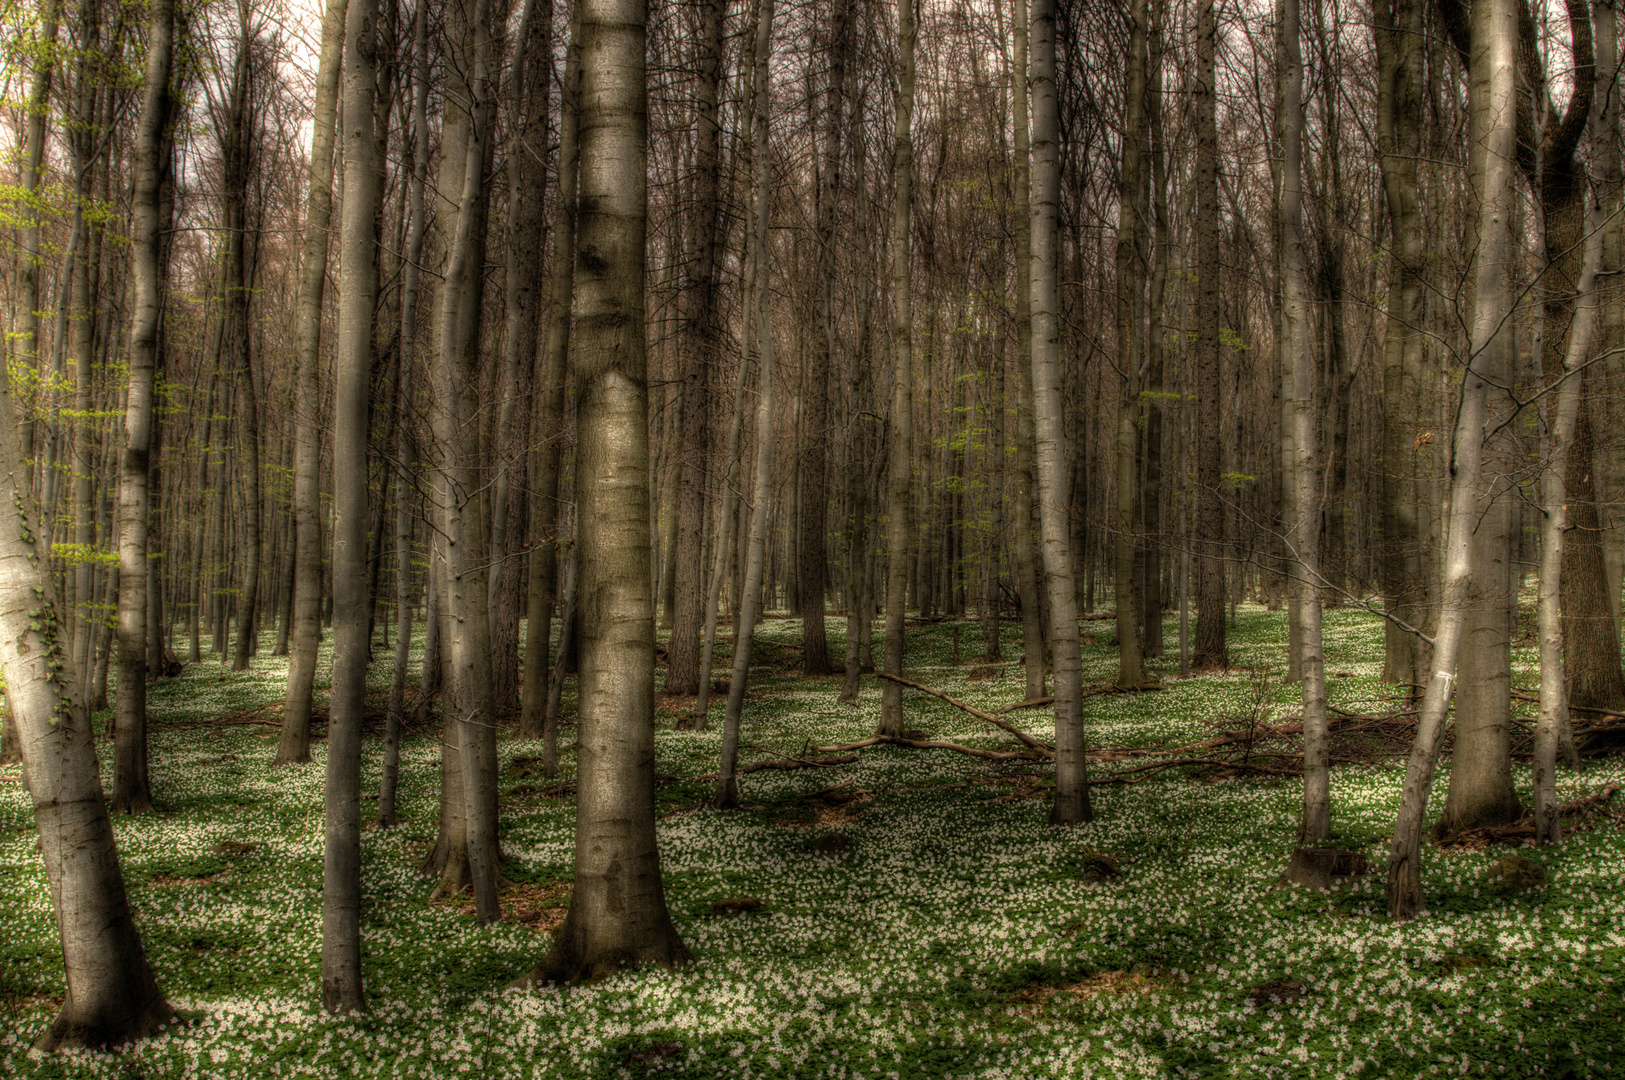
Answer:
[1,605,1622,1078]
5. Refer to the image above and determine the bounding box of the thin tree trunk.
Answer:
[1534,214,1600,844]
[10,0,60,467]
[1111,0,1148,687]
[1192,0,1226,670]
[112,0,176,816]
[1031,0,1090,825]
[716,0,778,805]
[279,0,346,765]
[879,0,916,738]
[1278,0,1328,846]
[520,11,581,741]
[665,0,725,696]
[323,0,382,1013]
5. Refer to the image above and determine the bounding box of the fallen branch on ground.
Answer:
[877,673,1053,752]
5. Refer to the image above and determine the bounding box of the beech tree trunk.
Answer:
[1192,0,1226,670]
[323,0,381,1014]
[520,14,581,741]
[1387,0,1515,919]
[664,0,724,697]
[879,0,915,739]
[1111,0,1148,688]
[113,0,177,816]
[1278,0,1328,846]
[279,0,346,765]
[0,363,172,1053]
[715,0,777,807]
[519,0,691,981]
[1031,0,1090,826]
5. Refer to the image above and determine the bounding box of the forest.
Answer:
[1,0,1624,1073]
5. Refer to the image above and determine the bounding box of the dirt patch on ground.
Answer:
[1008,970,1157,1017]
[444,880,573,933]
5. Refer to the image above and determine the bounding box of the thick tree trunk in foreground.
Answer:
[323,0,381,1014]
[280,0,346,765]
[519,0,690,982]
[1192,0,1227,670]
[0,371,172,1053]
[1387,0,1515,919]
[113,0,177,816]
[879,0,915,739]
[1031,0,1090,826]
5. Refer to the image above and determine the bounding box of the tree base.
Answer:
[510,907,691,988]
[35,988,173,1053]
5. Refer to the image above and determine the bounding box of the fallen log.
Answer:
[877,673,1053,752]
[814,733,1044,763]
[738,749,860,773]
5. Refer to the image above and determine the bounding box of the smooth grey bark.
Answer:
[323,0,380,1013]
[665,0,725,697]
[518,0,691,981]
[10,0,60,466]
[1278,0,1328,846]
[1387,0,1515,919]
[1008,0,1045,702]
[691,350,750,726]
[223,20,261,674]
[879,0,915,739]
[0,367,172,1053]
[1111,0,1148,688]
[521,9,582,742]
[379,0,428,828]
[1534,214,1600,845]
[429,0,500,923]
[112,0,176,816]
[1030,0,1090,825]
[1375,0,1429,692]
[279,0,347,765]
[715,0,777,807]
[487,0,553,686]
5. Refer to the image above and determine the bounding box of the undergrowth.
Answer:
[0,603,1621,1078]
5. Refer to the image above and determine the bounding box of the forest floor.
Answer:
[2,602,1624,1078]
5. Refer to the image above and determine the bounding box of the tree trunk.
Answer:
[518,0,691,982]
[0,366,172,1053]
[1387,0,1515,919]
[665,0,725,696]
[521,15,581,741]
[1534,213,1600,844]
[1009,0,1045,703]
[10,0,60,468]
[1192,0,1227,670]
[487,0,554,708]
[380,0,429,828]
[1278,0,1328,845]
[1031,0,1091,825]
[715,0,778,807]
[879,0,916,738]
[1111,0,1148,687]
[1376,0,1429,692]
[112,0,177,816]
[323,0,381,1014]
[279,0,346,765]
